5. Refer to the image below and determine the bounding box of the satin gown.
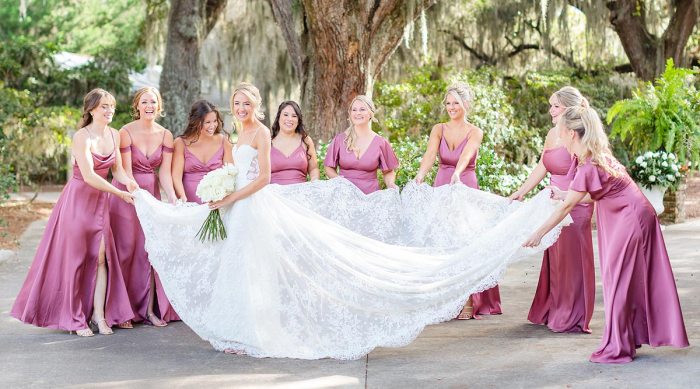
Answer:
[109,131,179,323]
[324,133,399,194]
[528,146,595,333]
[569,157,689,363]
[271,142,308,185]
[432,128,501,316]
[182,139,225,204]
[12,141,134,330]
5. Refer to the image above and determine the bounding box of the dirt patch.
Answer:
[0,202,54,249]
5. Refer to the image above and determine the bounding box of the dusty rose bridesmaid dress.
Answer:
[528,146,595,333]
[271,141,309,185]
[109,130,179,323]
[323,132,399,194]
[569,157,689,363]
[432,126,501,316]
[11,136,134,331]
[182,139,225,204]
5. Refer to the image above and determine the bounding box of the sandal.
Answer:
[147,313,168,327]
[117,320,133,329]
[456,305,474,320]
[73,328,94,337]
[89,318,114,335]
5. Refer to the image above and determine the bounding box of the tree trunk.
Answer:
[160,0,227,135]
[270,0,437,142]
[606,0,699,81]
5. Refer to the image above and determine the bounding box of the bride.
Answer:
[134,86,569,360]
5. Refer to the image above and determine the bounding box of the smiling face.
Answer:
[278,105,299,134]
[200,111,219,137]
[444,93,466,121]
[549,94,566,124]
[138,91,159,120]
[350,99,372,126]
[90,96,116,124]
[232,92,254,123]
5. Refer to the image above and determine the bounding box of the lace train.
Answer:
[134,179,569,359]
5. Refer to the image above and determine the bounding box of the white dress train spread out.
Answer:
[134,145,570,359]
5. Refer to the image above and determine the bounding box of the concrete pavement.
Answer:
[0,218,698,389]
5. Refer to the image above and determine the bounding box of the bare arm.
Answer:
[171,138,187,201]
[73,130,134,203]
[451,127,483,184]
[382,169,397,189]
[305,136,320,181]
[509,127,558,200]
[222,136,234,164]
[522,189,587,247]
[415,124,441,183]
[118,128,135,181]
[110,129,138,191]
[209,127,272,209]
[158,130,177,203]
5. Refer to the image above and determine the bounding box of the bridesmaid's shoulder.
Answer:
[430,123,444,135]
[466,122,483,135]
[303,134,316,148]
[173,136,186,149]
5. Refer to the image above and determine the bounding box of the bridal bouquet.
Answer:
[195,163,238,242]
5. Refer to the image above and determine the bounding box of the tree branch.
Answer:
[439,29,492,64]
[662,0,699,66]
[269,0,306,81]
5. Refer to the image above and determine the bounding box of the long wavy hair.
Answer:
[560,105,621,177]
[271,101,311,161]
[345,95,378,157]
[179,100,227,145]
[78,88,116,128]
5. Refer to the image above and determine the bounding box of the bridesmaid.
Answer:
[509,86,595,333]
[414,81,501,320]
[11,88,137,336]
[523,105,689,363]
[109,87,179,329]
[172,100,233,203]
[324,95,399,194]
[270,101,320,184]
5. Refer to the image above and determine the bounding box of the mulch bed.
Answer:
[0,202,54,249]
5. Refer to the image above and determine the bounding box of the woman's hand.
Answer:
[450,173,461,185]
[386,183,399,190]
[414,172,425,184]
[209,193,237,210]
[508,191,524,202]
[118,191,135,205]
[522,232,543,248]
[548,186,566,201]
[126,180,139,193]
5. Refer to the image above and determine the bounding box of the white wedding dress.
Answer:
[134,145,569,360]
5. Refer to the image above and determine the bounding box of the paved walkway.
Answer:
[0,217,698,388]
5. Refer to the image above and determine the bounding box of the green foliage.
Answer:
[0,84,77,185]
[607,59,700,169]
[0,138,18,203]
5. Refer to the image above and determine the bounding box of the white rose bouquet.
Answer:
[630,151,682,190]
[195,163,238,242]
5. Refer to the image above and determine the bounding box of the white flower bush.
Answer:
[631,151,682,190]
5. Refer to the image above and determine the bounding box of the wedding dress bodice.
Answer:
[233,144,259,189]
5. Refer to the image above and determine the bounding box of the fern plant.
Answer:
[607,59,700,170]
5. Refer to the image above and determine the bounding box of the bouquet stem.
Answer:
[196,209,227,242]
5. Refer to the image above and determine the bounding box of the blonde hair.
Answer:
[230,82,264,121]
[345,95,378,157]
[560,106,620,177]
[131,87,164,119]
[443,81,475,118]
[79,88,116,128]
[553,86,587,109]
